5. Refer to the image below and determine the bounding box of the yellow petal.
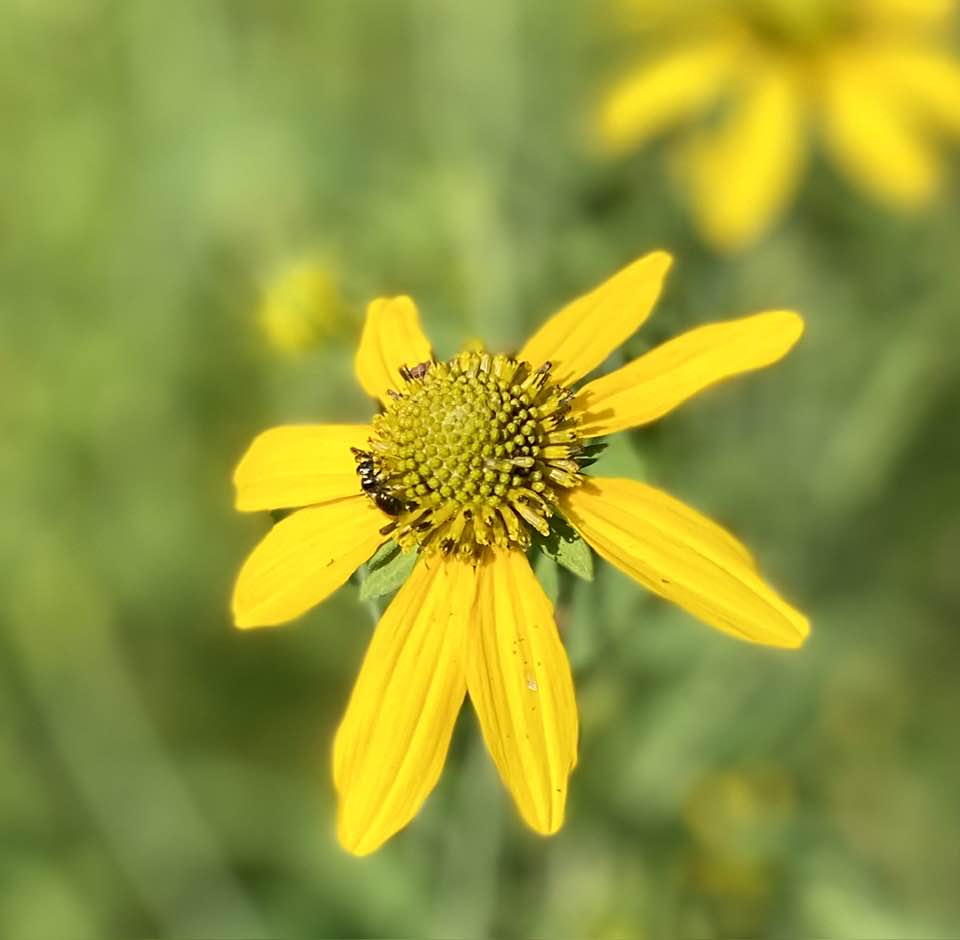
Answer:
[232,496,388,629]
[572,311,804,437]
[333,557,475,856]
[600,41,739,152]
[863,0,955,28]
[675,64,805,251]
[562,479,809,649]
[467,551,578,835]
[354,296,433,405]
[870,44,960,136]
[820,52,941,208]
[233,424,371,512]
[517,252,672,388]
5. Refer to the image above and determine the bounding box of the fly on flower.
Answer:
[602,0,960,250]
[231,252,810,855]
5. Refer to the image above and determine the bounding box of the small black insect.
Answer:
[374,492,406,516]
[352,447,406,515]
[356,459,380,493]
[360,475,380,494]
[353,449,377,484]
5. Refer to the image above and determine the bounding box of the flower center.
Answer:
[354,351,585,559]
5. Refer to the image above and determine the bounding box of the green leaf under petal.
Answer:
[554,534,594,581]
[358,544,418,601]
[366,540,401,570]
[534,517,594,581]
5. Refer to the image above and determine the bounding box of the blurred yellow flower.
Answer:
[682,765,795,916]
[684,765,795,857]
[257,259,342,355]
[603,0,960,250]
[231,252,809,855]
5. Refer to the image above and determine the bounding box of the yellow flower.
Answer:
[258,259,343,355]
[603,0,960,250]
[231,252,810,855]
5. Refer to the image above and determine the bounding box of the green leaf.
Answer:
[553,533,594,581]
[534,517,594,581]
[358,545,418,601]
[576,440,608,470]
[366,540,401,570]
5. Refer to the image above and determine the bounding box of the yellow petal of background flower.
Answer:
[517,252,672,388]
[467,550,578,835]
[870,45,960,136]
[232,496,387,629]
[674,65,805,251]
[563,479,809,649]
[233,424,371,512]
[600,41,738,152]
[864,0,955,28]
[354,295,433,405]
[333,557,475,856]
[572,311,804,437]
[820,53,941,208]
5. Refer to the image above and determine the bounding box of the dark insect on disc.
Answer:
[375,492,405,516]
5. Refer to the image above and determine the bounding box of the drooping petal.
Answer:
[571,311,804,437]
[333,557,475,856]
[674,64,806,251]
[354,296,433,405]
[232,496,388,629]
[467,550,578,835]
[868,44,960,136]
[582,478,758,569]
[600,40,739,152]
[233,424,371,512]
[820,52,941,208]
[517,252,672,388]
[562,479,809,649]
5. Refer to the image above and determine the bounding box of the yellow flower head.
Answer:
[603,0,960,250]
[232,253,810,855]
[258,259,343,355]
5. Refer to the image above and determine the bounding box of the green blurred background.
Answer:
[3,1,959,937]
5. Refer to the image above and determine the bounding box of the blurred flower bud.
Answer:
[258,259,343,355]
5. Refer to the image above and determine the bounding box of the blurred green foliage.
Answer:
[2,1,959,937]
